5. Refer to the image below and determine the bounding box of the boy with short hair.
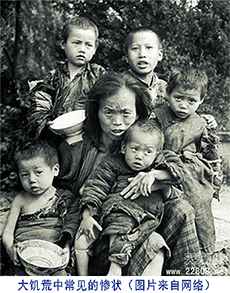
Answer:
[151,66,222,253]
[75,119,184,276]
[125,27,166,108]
[28,16,106,139]
[125,27,217,128]
[2,139,75,275]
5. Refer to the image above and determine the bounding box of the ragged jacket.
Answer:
[27,61,106,137]
[15,188,75,245]
[153,103,221,253]
[80,150,184,226]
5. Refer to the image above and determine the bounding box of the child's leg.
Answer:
[141,248,164,276]
[107,235,122,276]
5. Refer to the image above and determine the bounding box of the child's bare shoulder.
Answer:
[12,191,33,206]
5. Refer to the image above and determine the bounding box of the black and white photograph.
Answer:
[0,0,229,285]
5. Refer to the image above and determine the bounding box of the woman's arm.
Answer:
[59,157,118,246]
[120,169,172,199]
[121,150,184,199]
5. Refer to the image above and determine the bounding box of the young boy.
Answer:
[151,66,222,253]
[28,16,106,139]
[75,120,184,276]
[2,139,75,275]
[125,27,166,108]
[125,27,217,127]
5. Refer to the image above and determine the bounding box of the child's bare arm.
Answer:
[2,195,22,265]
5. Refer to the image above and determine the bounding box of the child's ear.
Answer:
[158,49,163,61]
[60,41,65,50]
[53,164,60,177]
[121,142,126,154]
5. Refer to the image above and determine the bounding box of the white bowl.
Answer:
[17,239,68,276]
[49,110,85,136]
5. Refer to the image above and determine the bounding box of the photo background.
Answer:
[1,0,229,276]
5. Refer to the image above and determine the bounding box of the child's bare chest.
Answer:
[21,195,54,215]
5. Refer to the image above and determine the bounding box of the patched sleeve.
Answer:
[80,156,120,215]
[27,79,56,137]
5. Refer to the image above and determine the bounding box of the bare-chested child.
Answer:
[2,139,75,275]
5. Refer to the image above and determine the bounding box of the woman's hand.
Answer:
[76,216,102,243]
[139,171,156,197]
[201,114,218,129]
[120,170,171,200]
[120,172,148,199]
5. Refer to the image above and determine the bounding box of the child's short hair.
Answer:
[123,119,164,151]
[14,139,59,169]
[166,66,208,100]
[62,16,99,44]
[124,27,162,51]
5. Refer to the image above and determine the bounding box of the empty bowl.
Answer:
[17,239,68,276]
[49,110,85,137]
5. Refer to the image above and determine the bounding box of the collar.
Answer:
[58,60,89,79]
[128,69,158,89]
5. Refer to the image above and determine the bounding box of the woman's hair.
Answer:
[14,139,59,169]
[125,27,162,51]
[62,16,99,44]
[166,66,208,100]
[84,71,152,146]
[123,119,164,151]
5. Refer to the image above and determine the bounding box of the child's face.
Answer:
[62,26,97,68]
[167,86,203,119]
[122,131,158,171]
[127,31,163,77]
[18,156,59,196]
[98,87,137,142]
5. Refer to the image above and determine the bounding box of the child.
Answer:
[151,66,222,253]
[125,27,166,108]
[27,16,106,139]
[75,120,184,276]
[125,27,217,128]
[2,139,75,276]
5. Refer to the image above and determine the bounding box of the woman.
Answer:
[57,72,204,276]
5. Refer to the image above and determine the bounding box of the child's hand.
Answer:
[7,245,20,266]
[201,114,218,129]
[47,120,61,135]
[47,120,54,126]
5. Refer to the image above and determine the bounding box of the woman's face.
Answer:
[98,87,138,141]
